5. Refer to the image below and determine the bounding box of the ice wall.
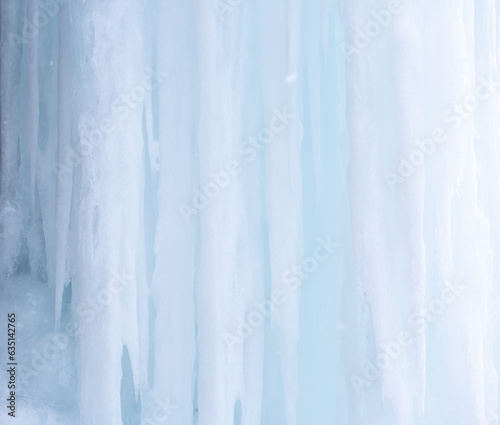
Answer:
[1,1,500,425]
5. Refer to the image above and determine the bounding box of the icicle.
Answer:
[16,0,45,279]
[25,0,39,212]
[473,0,500,418]
[385,1,427,421]
[69,1,149,423]
[259,0,304,423]
[54,1,72,328]
[0,0,23,276]
[343,0,411,422]
[304,1,323,202]
[150,2,198,423]
[423,2,485,424]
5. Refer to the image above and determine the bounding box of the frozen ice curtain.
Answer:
[1,1,500,425]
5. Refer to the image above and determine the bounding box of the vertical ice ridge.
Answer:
[118,9,146,403]
[387,1,426,421]
[18,0,45,278]
[195,1,252,422]
[304,1,323,202]
[425,2,483,424]
[343,0,413,422]
[474,0,500,417]
[25,0,39,212]
[222,3,267,425]
[71,0,123,420]
[321,0,332,59]
[55,1,72,328]
[150,1,197,423]
[0,0,23,276]
[70,1,148,423]
[36,0,60,310]
[259,0,304,423]
[194,42,232,418]
[343,0,383,387]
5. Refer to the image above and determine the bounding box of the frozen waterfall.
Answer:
[1,0,500,424]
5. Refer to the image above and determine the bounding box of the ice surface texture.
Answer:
[1,0,500,424]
